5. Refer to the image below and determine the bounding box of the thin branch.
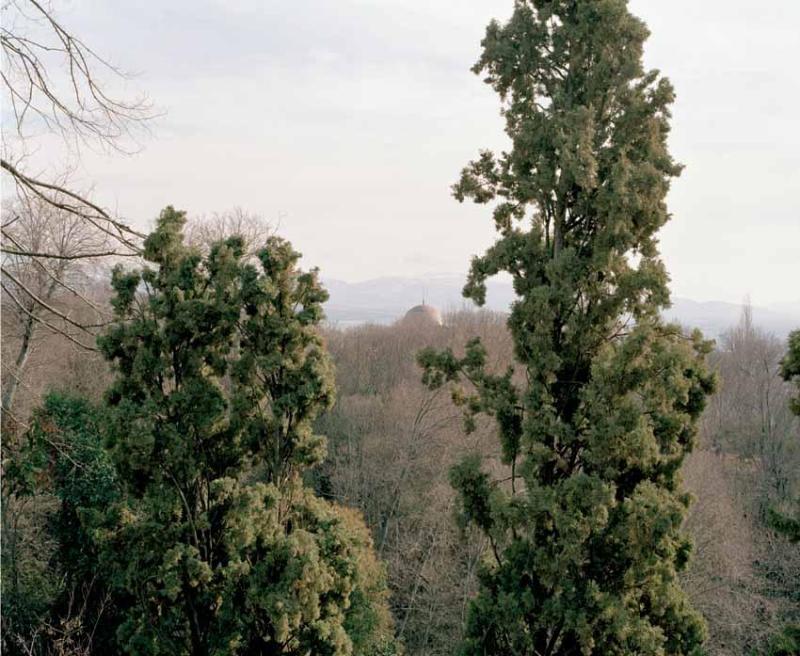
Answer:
[1,158,146,246]
[1,280,98,350]
[3,267,108,331]
[1,231,111,315]
[1,245,138,260]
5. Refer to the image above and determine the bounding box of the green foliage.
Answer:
[781,330,800,417]
[766,330,800,543]
[1,484,58,656]
[419,2,715,654]
[336,506,400,656]
[763,624,800,656]
[23,395,118,574]
[768,506,800,544]
[2,393,119,654]
[93,207,396,655]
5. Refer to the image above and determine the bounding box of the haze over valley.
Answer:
[324,274,800,338]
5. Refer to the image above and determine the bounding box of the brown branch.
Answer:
[2,158,146,244]
[3,268,108,332]
[1,245,138,260]
[1,231,112,316]
[1,280,97,351]
[1,0,156,149]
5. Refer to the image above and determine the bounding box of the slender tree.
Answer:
[97,207,395,655]
[419,2,715,654]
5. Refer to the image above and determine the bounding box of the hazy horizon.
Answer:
[6,0,799,305]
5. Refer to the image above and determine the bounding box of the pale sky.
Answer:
[11,0,800,305]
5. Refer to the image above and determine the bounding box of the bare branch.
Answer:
[3,268,107,332]
[1,280,97,351]
[1,0,156,149]
[1,245,138,260]
[1,158,146,248]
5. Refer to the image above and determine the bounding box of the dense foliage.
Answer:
[2,208,396,656]
[767,329,800,543]
[2,394,119,654]
[94,207,395,655]
[419,2,716,654]
[764,625,800,656]
[782,330,800,418]
[0,4,796,656]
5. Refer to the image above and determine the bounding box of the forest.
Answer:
[1,1,799,655]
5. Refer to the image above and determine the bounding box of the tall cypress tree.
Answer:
[97,207,395,656]
[419,2,715,654]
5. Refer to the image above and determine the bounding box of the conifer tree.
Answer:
[2,394,120,655]
[419,2,715,654]
[767,329,800,542]
[781,330,800,418]
[97,207,395,655]
[762,332,800,656]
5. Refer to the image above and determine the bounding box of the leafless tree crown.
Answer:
[2,0,153,149]
[1,0,155,262]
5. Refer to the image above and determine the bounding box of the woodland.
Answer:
[1,1,799,655]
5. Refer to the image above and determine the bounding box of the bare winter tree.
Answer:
[1,0,154,294]
[711,305,798,500]
[1,194,110,420]
[184,208,275,258]
[318,310,513,656]
[681,305,800,654]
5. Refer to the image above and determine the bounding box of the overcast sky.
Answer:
[17,0,800,305]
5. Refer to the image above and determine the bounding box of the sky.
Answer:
[8,0,800,305]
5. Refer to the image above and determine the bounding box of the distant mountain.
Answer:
[663,298,800,340]
[767,300,800,318]
[323,274,800,339]
[323,275,514,327]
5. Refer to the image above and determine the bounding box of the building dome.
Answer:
[403,303,443,327]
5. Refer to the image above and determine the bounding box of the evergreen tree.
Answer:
[2,394,119,655]
[767,329,800,542]
[781,330,800,417]
[418,2,715,654]
[764,625,800,656]
[97,207,396,655]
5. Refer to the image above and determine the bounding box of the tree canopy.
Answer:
[781,330,800,418]
[767,330,800,544]
[90,207,393,655]
[419,2,715,654]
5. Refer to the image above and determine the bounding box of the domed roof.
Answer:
[403,303,443,326]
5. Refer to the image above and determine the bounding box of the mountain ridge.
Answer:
[322,275,800,338]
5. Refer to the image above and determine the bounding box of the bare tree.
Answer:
[681,306,800,654]
[709,305,798,501]
[1,194,109,419]
[184,208,275,258]
[318,310,513,655]
[2,0,152,146]
[1,0,154,303]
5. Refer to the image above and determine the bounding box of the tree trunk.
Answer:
[2,311,36,415]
